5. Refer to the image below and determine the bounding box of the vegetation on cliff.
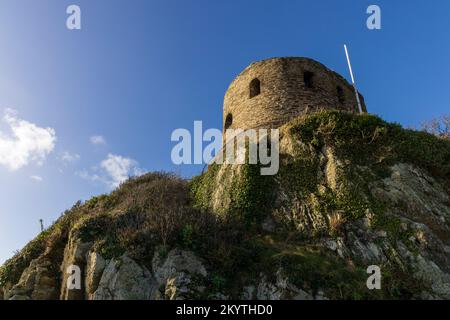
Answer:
[1,110,449,300]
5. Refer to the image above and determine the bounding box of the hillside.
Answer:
[1,110,449,300]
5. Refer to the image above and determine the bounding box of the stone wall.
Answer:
[223,57,367,131]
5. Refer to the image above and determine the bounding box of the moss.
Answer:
[228,164,274,226]
[393,128,450,178]
[290,110,391,163]
[190,163,274,227]
[315,185,370,222]
[189,163,222,212]
[278,157,319,198]
[189,111,449,237]
[289,110,450,180]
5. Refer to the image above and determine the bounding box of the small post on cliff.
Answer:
[344,44,363,114]
[39,219,44,232]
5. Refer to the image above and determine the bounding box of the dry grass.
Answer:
[328,211,345,234]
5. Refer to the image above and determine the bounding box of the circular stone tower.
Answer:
[223,57,367,131]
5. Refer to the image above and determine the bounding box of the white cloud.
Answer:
[77,169,101,183]
[0,109,56,170]
[79,153,144,189]
[90,135,106,145]
[30,175,43,182]
[101,153,144,188]
[59,151,80,165]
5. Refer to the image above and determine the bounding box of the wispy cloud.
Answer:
[90,135,106,145]
[79,153,144,189]
[59,151,80,165]
[30,175,43,182]
[77,169,101,183]
[0,109,56,170]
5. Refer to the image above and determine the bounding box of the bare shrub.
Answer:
[111,172,194,247]
[422,115,450,140]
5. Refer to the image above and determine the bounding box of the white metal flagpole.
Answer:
[344,44,363,114]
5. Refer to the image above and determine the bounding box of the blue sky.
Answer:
[0,0,449,264]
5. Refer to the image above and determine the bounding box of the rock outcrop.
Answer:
[152,248,208,300]
[60,236,92,300]
[85,251,107,299]
[6,257,58,300]
[92,254,154,300]
[1,111,449,300]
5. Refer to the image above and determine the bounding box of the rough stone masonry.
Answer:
[223,57,367,132]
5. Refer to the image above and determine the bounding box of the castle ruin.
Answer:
[223,57,367,132]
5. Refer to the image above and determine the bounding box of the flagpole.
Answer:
[344,44,363,114]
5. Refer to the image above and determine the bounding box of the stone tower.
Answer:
[223,57,367,131]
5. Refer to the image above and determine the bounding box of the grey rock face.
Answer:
[254,270,315,300]
[85,251,107,299]
[371,163,450,235]
[152,248,208,300]
[89,249,208,300]
[92,255,155,300]
[7,257,57,300]
[1,132,448,300]
[59,236,92,300]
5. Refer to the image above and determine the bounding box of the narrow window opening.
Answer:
[249,78,261,98]
[224,113,233,130]
[303,71,314,89]
[337,86,345,104]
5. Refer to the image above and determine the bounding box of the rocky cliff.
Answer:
[1,110,449,300]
